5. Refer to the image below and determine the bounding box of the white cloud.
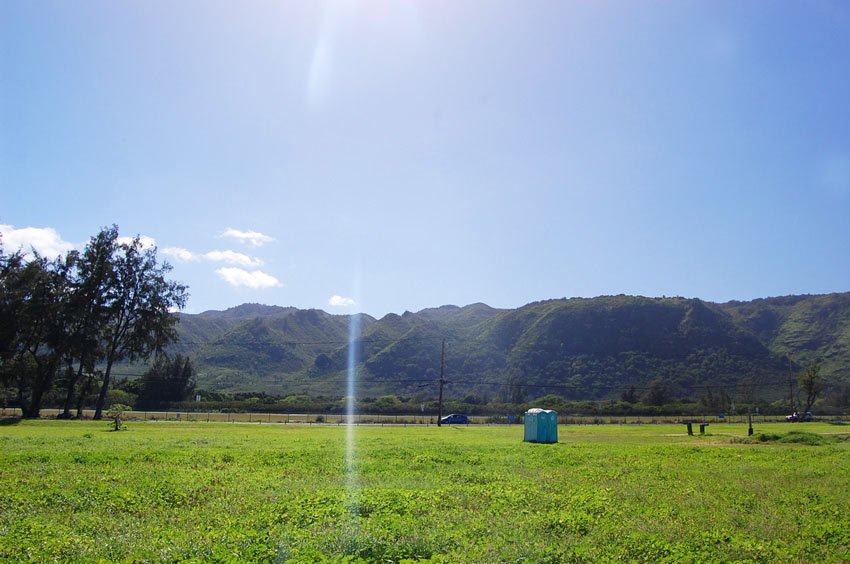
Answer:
[0,224,74,258]
[222,227,274,247]
[117,235,157,249]
[216,267,283,289]
[162,247,262,266]
[329,295,356,307]
[204,250,263,267]
[162,247,198,262]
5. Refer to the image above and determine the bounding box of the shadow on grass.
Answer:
[0,417,22,426]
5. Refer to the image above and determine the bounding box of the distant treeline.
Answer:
[92,390,847,418]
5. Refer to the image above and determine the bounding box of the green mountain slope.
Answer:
[515,298,782,400]
[719,293,850,380]
[172,293,850,401]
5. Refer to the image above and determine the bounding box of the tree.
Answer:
[620,385,638,404]
[700,387,732,412]
[314,353,332,371]
[798,362,823,415]
[106,403,131,431]
[0,249,21,396]
[135,353,195,409]
[93,237,188,419]
[59,227,119,418]
[0,251,71,417]
[828,382,850,408]
[501,369,528,404]
[642,377,669,406]
[1,227,189,419]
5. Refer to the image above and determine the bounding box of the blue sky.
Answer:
[2,1,849,316]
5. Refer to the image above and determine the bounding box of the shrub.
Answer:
[106,404,131,431]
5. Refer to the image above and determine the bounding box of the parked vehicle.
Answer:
[786,411,813,422]
[440,413,469,425]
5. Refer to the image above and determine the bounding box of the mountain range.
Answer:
[171,293,850,403]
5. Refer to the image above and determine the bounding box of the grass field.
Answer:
[1,420,849,562]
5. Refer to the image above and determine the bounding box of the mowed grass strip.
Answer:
[1,420,848,562]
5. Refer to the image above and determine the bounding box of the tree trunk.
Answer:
[27,355,59,419]
[61,360,86,418]
[75,374,93,418]
[17,385,30,418]
[27,385,44,419]
[93,356,115,420]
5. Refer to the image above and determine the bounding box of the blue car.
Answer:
[440,413,469,425]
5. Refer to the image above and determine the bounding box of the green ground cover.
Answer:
[1,420,849,562]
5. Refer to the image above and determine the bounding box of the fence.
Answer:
[2,407,843,425]
[0,408,445,425]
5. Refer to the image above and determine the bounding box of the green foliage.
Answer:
[732,430,836,446]
[1,421,848,561]
[172,294,850,405]
[0,250,71,417]
[135,353,195,409]
[722,293,850,382]
[105,403,131,431]
[798,362,823,414]
[105,388,136,409]
[641,377,669,406]
[313,352,332,371]
[93,232,188,419]
[620,384,638,403]
[0,226,187,419]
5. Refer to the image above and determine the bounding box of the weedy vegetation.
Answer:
[1,421,848,562]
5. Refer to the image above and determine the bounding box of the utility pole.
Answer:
[787,356,795,413]
[748,409,753,436]
[437,339,446,427]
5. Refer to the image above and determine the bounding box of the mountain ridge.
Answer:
[172,293,850,402]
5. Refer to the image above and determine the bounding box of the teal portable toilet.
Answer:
[524,408,558,443]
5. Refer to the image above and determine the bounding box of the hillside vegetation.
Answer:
[172,293,850,404]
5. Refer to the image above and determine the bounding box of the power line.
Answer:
[99,331,835,403]
[114,372,798,396]
[169,335,445,347]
